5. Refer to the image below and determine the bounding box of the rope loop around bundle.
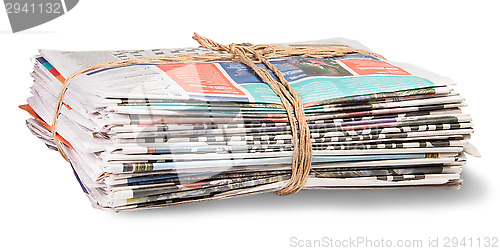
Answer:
[51,33,384,196]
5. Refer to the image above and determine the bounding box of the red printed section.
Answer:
[157,63,246,96]
[341,59,410,75]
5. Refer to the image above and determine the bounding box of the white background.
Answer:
[1,1,498,250]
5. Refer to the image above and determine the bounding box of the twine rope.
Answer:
[51,33,384,195]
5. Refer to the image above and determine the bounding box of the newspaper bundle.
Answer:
[21,38,478,211]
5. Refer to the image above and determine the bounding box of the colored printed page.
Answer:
[39,50,442,105]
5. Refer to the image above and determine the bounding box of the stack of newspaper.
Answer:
[22,38,478,211]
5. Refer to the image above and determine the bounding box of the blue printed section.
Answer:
[218,55,377,85]
[36,57,48,64]
[217,56,435,104]
[219,58,307,84]
[36,57,54,70]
